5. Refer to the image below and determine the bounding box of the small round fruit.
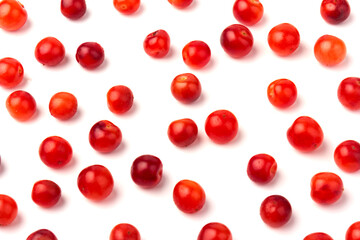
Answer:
[0,0,27,31]
[131,155,163,188]
[260,195,292,228]
[168,0,193,9]
[0,57,24,88]
[247,154,277,184]
[49,92,78,120]
[113,0,140,15]
[314,35,346,66]
[143,29,170,58]
[171,73,201,104]
[27,229,57,240]
[220,24,253,58]
[168,118,198,147]
[304,232,333,240]
[233,0,264,26]
[182,41,211,69]
[0,194,17,225]
[61,0,87,19]
[76,42,105,69]
[287,116,324,152]
[268,23,300,56]
[39,136,73,169]
[77,165,114,201]
[267,78,297,108]
[337,77,360,110]
[197,222,232,240]
[89,120,122,153]
[334,140,360,173]
[320,0,350,24]
[205,110,238,144]
[110,223,141,240]
[173,179,206,213]
[310,172,344,205]
[346,221,360,240]
[6,90,37,121]
[31,180,61,208]
[35,37,65,66]
[107,85,134,114]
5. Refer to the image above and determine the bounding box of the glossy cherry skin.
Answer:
[76,42,104,69]
[287,116,324,152]
[267,78,297,108]
[338,77,360,110]
[310,172,343,205]
[268,23,300,56]
[31,180,61,208]
[321,0,350,24]
[171,73,201,104]
[77,165,114,201]
[205,110,238,144]
[113,0,140,15]
[182,41,211,69]
[35,37,65,66]
[61,0,87,19]
[346,221,360,240]
[173,179,206,213]
[314,35,346,66]
[110,223,141,240]
[168,118,198,147]
[27,229,58,240]
[39,136,73,169]
[260,195,292,228]
[6,90,37,121]
[168,0,193,9]
[233,0,263,26]
[220,24,253,58]
[107,85,134,114]
[304,232,333,240]
[49,92,78,120]
[0,0,27,31]
[247,154,277,184]
[143,29,170,58]
[0,57,24,88]
[131,155,163,188]
[0,194,17,225]
[89,120,122,153]
[197,222,232,240]
[334,140,360,173]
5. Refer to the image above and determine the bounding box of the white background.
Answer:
[1,0,360,239]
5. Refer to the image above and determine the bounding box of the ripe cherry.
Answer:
[77,165,114,201]
[113,0,140,15]
[346,221,360,240]
[27,229,58,240]
[61,0,87,19]
[310,172,344,205]
[0,57,24,88]
[6,90,37,121]
[320,0,350,24]
[0,0,27,31]
[260,195,292,228]
[314,35,346,66]
[35,37,65,66]
[304,232,333,240]
[131,155,163,188]
[0,194,17,225]
[233,0,264,26]
[247,154,277,184]
[76,42,105,69]
[39,136,73,169]
[143,30,170,58]
[287,116,324,152]
[107,85,134,114]
[220,24,253,58]
[205,110,238,144]
[173,179,206,214]
[334,140,360,173]
[268,23,300,56]
[337,77,360,110]
[110,223,141,240]
[171,73,201,104]
[182,41,211,69]
[267,78,297,108]
[89,120,122,153]
[168,118,198,147]
[31,180,61,208]
[197,222,232,240]
[49,92,78,120]
[168,0,193,9]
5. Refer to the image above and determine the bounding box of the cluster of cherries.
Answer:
[0,0,360,239]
